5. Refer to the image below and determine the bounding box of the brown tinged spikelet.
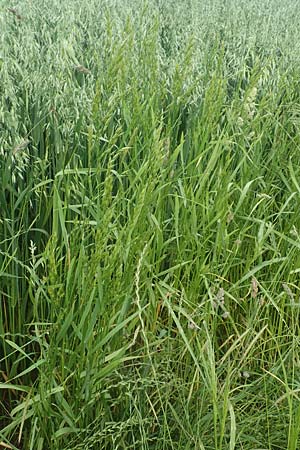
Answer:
[13,139,30,155]
[7,8,22,20]
[251,277,258,299]
[50,105,57,114]
[188,319,200,330]
[74,64,90,74]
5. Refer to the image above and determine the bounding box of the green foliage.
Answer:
[1,0,300,448]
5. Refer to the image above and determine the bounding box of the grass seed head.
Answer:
[13,139,30,155]
[74,64,90,74]
[251,277,258,299]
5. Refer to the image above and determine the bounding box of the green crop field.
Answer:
[1,0,300,448]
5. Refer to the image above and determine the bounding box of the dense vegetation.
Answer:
[1,0,300,448]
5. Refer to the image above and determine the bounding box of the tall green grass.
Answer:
[1,0,300,448]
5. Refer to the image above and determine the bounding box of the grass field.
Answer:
[1,0,300,448]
